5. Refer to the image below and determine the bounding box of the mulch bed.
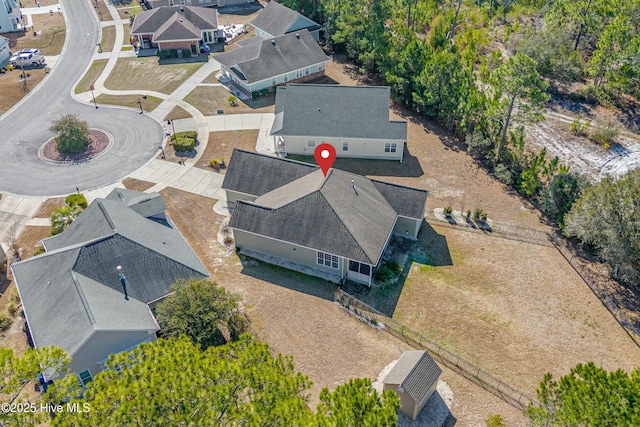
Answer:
[41,129,109,162]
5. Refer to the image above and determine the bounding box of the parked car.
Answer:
[20,48,41,55]
[10,52,45,67]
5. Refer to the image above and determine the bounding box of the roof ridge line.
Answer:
[70,271,96,325]
[96,199,117,231]
[370,178,429,193]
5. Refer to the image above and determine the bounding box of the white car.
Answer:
[10,52,45,67]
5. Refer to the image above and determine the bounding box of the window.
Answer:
[305,68,310,76]
[284,74,288,82]
[78,370,93,386]
[317,251,339,269]
[318,64,324,71]
[384,143,397,153]
[349,261,371,276]
[307,140,316,147]
[342,142,349,151]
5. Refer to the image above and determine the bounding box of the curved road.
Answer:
[0,0,162,197]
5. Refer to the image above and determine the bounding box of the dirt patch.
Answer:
[164,106,192,121]
[104,57,205,94]
[184,85,275,115]
[195,130,259,172]
[0,68,47,115]
[122,178,156,192]
[392,224,640,395]
[41,129,109,162]
[202,72,219,84]
[100,25,116,52]
[33,198,65,218]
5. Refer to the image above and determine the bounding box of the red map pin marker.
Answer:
[314,143,337,176]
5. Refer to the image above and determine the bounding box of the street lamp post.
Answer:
[90,85,98,109]
[158,145,166,159]
[19,65,28,93]
[167,120,176,141]
[136,98,143,114]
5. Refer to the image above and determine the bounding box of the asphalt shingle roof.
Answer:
[371,180,427,219]
[106,188,168,218]
[270,84,407,141]
[11,189,209,357]
[383,351,442,405]
[131,6,218,40]
[215,30,328,84]
[250,1,321,37]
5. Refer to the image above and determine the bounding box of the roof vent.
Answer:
[117,266,129,301]
[180,6,184,12]
[351,180,359,196]
[178,19,183,23]
[271,40,276,46]
[296,33,300,39]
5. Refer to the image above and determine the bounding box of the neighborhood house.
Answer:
[215,29,329,96]
[270,84,408,162]
[0,0,20,34]
[222,150,428,285]
[131,5,223,54]
[145,0,254,8]
[11,189,209,383]
[250,0,323,41]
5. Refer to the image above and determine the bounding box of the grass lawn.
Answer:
[391,223,640,395]
[118,5,142,19]
[94,0,110,20]
[194,130,259,172]
[163,106,192,121]
[105,57,204,94]
[122,178,156,192]
[74,60,108,94]
[16,12,66,56]
[94,94,163,112]
[0,68,48,115]
[202,72,219,83]
[33,198,65,218]
[184,86,275,115]
[123,25,132,46]
[101,25,116,52]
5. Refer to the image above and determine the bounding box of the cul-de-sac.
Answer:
[0,0,639,425]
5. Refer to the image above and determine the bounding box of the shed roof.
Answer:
[383,351,442,405]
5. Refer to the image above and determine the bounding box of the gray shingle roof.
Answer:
[371,180,427,219]
[11,189,209,356]
[222,149,318,196]
[215,30,328,84]
[230,168,397,265]
[250,1,321,37]
[270,84,407,141]
[106,188,168,219]
[383,351,442,405]
[131,6,217,39]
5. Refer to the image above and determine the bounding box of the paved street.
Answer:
[0,0,163,197]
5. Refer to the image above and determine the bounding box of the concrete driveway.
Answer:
[0,0,163,197]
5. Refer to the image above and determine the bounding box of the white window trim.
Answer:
[342,142,349,151]
[384,142,397,153]
[317,251,339,269]
[78,370,93,386]
[307,139,316,147]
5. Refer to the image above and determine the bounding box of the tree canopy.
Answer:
[50,114,90,155]
[564,168,640,283]
[155,279,248,349]
[526,362,640,427]
[48,336,400,427]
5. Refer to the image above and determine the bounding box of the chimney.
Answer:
[351,180,358,195]
[296,33,300,39]
[271,40,276,46]
[116,266,129,300]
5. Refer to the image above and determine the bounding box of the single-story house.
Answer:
[0,35,10,64]
[146,0,254,8]
[215,29,329,95]
[383,351,442,420]
[270,84,408,162]
[11,189,209,384]
[250,0,322,42]
[222,149,428,286]
[0,0,20,34]
[131,5,223,53]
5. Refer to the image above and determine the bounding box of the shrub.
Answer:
[472,208,483,220]
[50,114,90,154]
[569,118,591,137]
[480,212,488,221]
[466,209,472,218]
[220,157,225,165]
[173,131,197,139]
[251,91,259,100]
[260,88,269,97]
[443,206,453,216]
[494,163,514,185]
[173,137,195,153]
[228,95,238,106]
[374,265,394,282]
[386,260,402,273]
[65,194,88,209]
[486,414,506,427]
[33,246,45,256]
[169,49,178,58]
[210,159,219,168]
[590,119,620,149]
[223,236,234,245]
[7,301,19,316]
[0,314,12,331]
[157,50,169,59]
[182,49,191,58]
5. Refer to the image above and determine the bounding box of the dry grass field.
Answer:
[163,106,192,121]
[94,94,163,112]
[74,59,108,94]
[100,25,116,52]
[194,130,259,171]
[0,68,47,115]
[184,85,275,116]
[104,57,204,94]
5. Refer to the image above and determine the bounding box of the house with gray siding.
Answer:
[383,350,442,420]
[250,1,322,41]
[146,0,254,9]
[11,189,209,384]
[222,150,427,285]
[0,0,20,34]
[270,84,408,161]
[215,29,329,95]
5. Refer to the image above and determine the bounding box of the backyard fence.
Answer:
[425,213,640,348]
[334,289,537,412]
[549,236,640,348]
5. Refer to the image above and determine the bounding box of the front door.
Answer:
[191,43,197,55]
